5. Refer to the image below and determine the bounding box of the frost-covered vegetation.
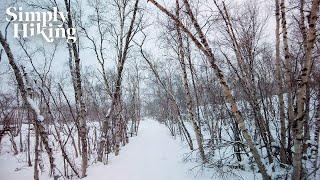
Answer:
[0,0,319,180]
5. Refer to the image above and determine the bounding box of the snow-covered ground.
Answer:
[0,119,261,180]
[85,120,212,180]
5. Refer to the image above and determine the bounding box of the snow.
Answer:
[26,97,44,122]
[37,115,44,122]
[84,119,260,180]
[0,119,260,180]
[84,120,211,180]
[27,97,40,115]
[0,152,35,179]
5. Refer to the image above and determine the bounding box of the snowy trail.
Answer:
[85,119,210,180]
[0,119,258,180]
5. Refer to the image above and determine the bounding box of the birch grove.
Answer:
[0,0,319,179]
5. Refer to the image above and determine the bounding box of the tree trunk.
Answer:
[34,127,40,180]
[63,0,88,176]
[275,0,287,165]
[0,32,59,180]
[148,1,271,179]
[175,0,206,163]
[292,0,319,179]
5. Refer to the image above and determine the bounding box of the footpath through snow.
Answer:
[1,119,259,179]
[85,119,211,180]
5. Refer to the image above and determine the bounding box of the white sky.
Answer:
[0,0,277,97]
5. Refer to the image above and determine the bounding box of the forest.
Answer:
[0,0,319,179]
